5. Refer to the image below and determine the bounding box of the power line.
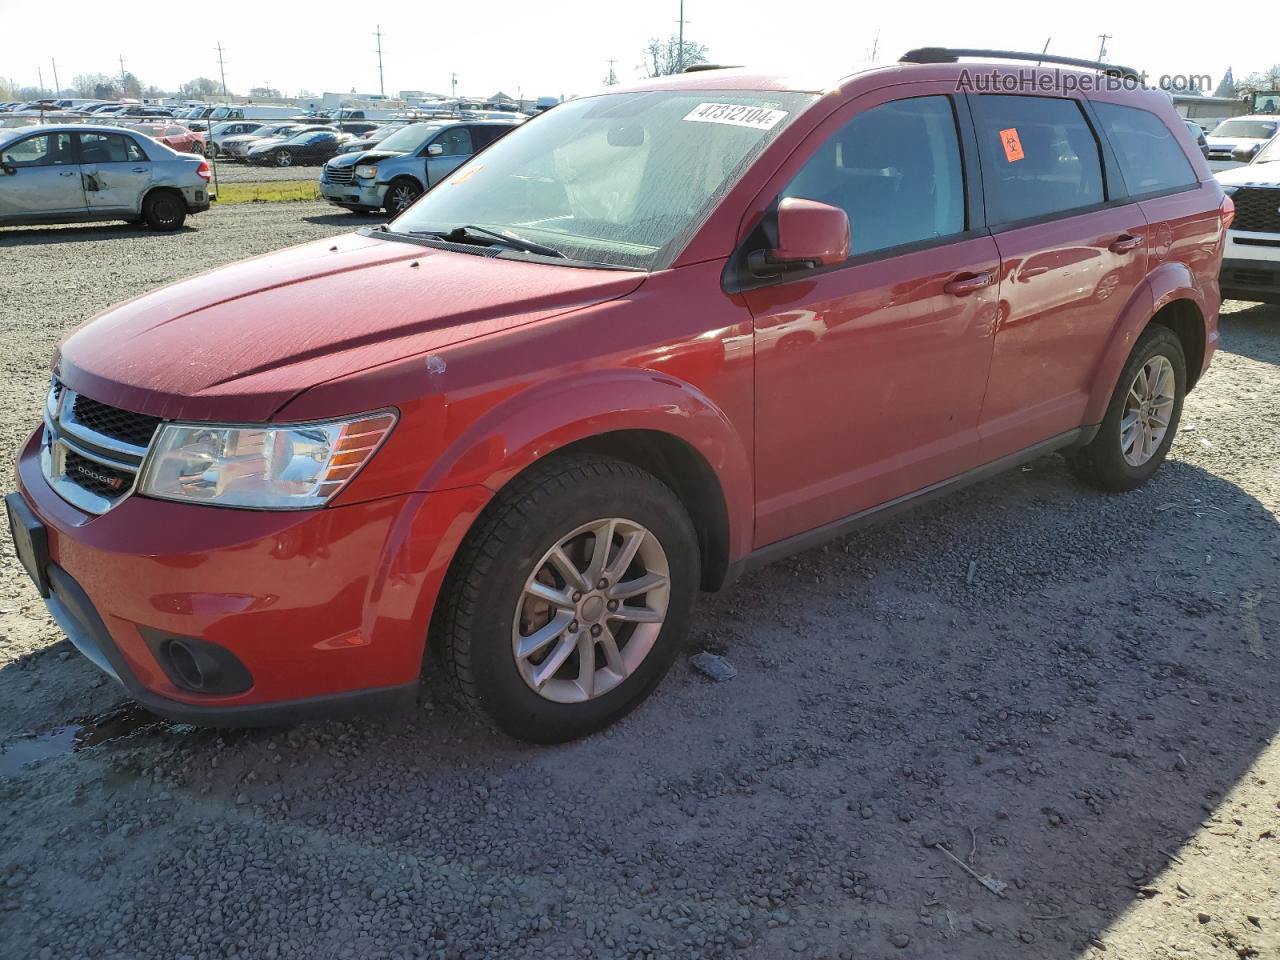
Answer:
[374,25,385,97]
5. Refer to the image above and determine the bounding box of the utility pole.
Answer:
[451,72,457,100]
[1037,37,1051,66]
[869,29,880,62]
[374,25,385,97]
[676,0,688,73]
[118,55,127,95]
[605,59,618,85]
[37,66,45,97]
[1097,34,1111,63]
[215,42,229,101]
[50,58,60,96]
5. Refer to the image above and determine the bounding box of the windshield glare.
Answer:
[376,122,442,152]
[391,90,815,270]
[1212,119,1278,139]
[1254,135,1280,163]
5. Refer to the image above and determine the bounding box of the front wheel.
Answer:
[433,456,699,743]
[384,178,422,215]
[275,150,293,167]
[1068,325,1186,491]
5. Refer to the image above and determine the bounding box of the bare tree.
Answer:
[642,34,709,77]
[249,85,282,99]
[179,77,221,99]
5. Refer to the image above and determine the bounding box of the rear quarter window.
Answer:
[971,95,1105,225]
[1093,102,1198,195]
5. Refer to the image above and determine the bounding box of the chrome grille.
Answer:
[1230,187,1280,235]
[324,164,355,184]
[41,380,156,515]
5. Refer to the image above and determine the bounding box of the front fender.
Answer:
[424,369,754,562]
[1082,262,1207,424]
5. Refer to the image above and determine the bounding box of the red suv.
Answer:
[6,50,1230,742]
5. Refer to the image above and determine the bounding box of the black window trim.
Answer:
[724,92,982,294]
[963,92,1120,234]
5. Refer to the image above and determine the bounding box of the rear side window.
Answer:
[1093,102,1198,195]
[971,95,1104,224]
[781,95,966,258]
[77,133,147,163]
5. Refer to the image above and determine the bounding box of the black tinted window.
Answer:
[1095,102,1198,195]
[431,126,473,157]
[781,95,965,258]
[971,95,1104,223]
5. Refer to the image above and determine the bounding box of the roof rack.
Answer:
[683,64,742,73]
[899,47,1141,82]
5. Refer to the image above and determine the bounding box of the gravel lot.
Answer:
[1,202,1278,960]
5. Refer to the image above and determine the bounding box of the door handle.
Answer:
[943,271,996,296]
[1109,234,1143,254]
[131,167,147,173]
[59,171,75,177]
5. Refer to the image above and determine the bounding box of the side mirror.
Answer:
[750,197,850,277]
[427,143,444,157]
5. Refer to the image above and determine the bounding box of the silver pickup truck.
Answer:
[320,118,522,215]
[0,124,212,230]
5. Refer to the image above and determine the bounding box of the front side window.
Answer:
[1,133,75,167]
[1093,102,1198,195]
[392,89,815,270]
[77,133,147,164]
[781,95,966,258]
[971,95,1105,224]
[431,127,473,157]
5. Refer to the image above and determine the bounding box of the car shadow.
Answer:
[0,222,198,246]
[1,447,1276,959]
[300,211,387,226]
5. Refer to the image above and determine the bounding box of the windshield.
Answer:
[375,122,440,152]
[1212,119,1278,139]
[393,90,814,270]
[1253,134,1280,163]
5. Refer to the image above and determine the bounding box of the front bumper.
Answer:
[320,177,386,209]
[12,428,491,725]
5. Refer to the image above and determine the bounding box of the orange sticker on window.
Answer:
[999,127,1025,163]
[449,164,484,185]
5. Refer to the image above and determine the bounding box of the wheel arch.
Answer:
[420,372,753,594]
[1083,263,1211,423]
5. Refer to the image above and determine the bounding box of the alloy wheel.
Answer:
[390,184,420,212]
[276,151,293,167]
[1120,355,1175,466]
[512,517,670,704]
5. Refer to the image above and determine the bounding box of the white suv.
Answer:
[1217,133,1280,304]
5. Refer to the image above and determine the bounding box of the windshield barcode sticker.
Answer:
[683,103,788,130]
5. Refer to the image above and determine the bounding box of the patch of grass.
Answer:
[213,180,322,205]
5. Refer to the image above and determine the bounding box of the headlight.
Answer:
[138,411,396,509]
[355,164,379,179]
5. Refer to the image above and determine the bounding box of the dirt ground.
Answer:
[0,203,1277,960]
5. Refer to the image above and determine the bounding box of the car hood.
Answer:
[56,231,646,422]
[1216,163,1280,187]
[326,148,407,169]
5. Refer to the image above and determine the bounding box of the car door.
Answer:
[308,132,338,162]
[745,88,1001,546]
[78,132,154,213]
[423,125,473,187]
[0,131,85,221]
[967,93,1148,458]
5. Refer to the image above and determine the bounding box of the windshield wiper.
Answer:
[428,224,566,259]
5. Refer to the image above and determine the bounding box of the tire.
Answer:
[141,190,186,231]
[1068,325,1186,491]
[433,455,699,743]
[384,177,422,215]
[275,150,293,167]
